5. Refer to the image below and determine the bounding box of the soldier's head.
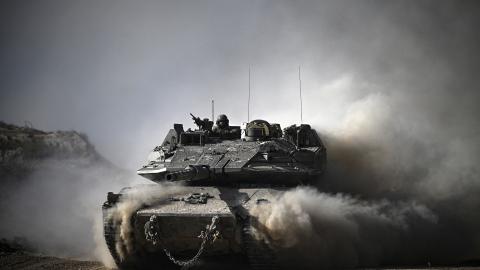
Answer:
[216,114,229,129]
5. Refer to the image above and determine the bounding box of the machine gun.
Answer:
[190,113,213,132]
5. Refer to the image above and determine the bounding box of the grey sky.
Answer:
[1,0,479,170]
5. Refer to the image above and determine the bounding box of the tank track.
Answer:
[103,204,148,269]
[242,218,279,270]
[102,205,124,268]
[103,204,173,270]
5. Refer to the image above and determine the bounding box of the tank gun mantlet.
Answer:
[165,165,211,182]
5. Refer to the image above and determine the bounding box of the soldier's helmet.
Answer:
[216,114,229,129]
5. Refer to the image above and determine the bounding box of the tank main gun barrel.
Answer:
[165,165,211,182]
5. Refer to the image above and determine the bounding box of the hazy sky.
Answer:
[1,0,479,170]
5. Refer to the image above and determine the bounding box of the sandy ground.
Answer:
[1,252,480,270]
[0,252,108,270]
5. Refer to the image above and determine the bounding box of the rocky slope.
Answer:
[0,121,136,266]
[0,121,106,162]
[0,121,111,181]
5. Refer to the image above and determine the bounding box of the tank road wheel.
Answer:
[242,217,279,270]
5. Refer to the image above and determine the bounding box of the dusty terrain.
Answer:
[0,252,106,270]
[1,252,480,270]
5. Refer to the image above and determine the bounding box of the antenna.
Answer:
[211,100,215,120]
[299,65,303,124]
[248,66,251,122]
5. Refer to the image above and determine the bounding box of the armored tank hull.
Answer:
[103,186,285,269]
[102,115,326,269]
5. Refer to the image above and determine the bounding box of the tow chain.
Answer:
[144,215,220,269]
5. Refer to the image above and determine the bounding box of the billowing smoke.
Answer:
[251,187,438,269]
[250,80,480,268]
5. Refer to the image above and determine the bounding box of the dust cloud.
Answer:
[0,158,144,267]
[0,150,190,268]
[251,187,438,269]
[250,87,480,268]
[106,184,188,261]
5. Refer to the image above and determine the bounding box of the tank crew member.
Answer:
[190,113,213,132]
[212,114,240,138]
[213,114,230,132]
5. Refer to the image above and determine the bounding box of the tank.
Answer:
[102,113,327,269]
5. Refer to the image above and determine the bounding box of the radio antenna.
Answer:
[211,100,214,120]
[299,65,303,124]
[248,66,251,122]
